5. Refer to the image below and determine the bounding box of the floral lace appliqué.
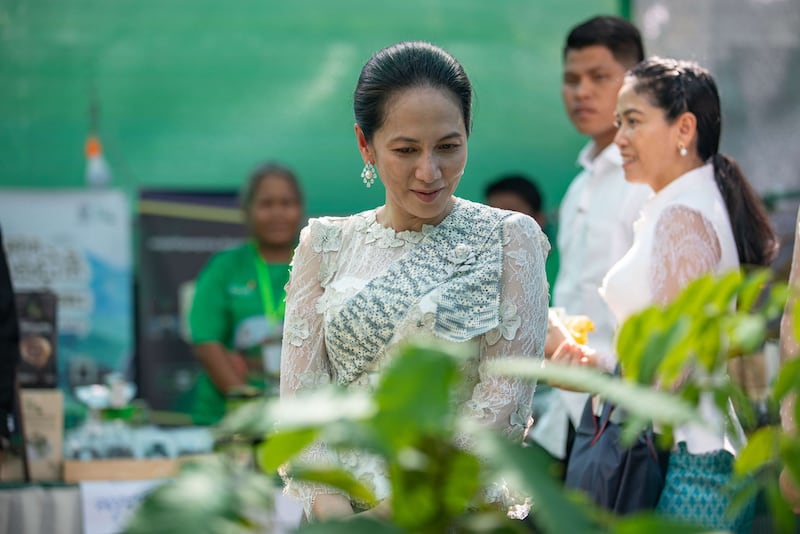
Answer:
[485,301,521,345]
[285,315,310,347]
[364,224,406,248]
[448,243,476,272]
[506,249,531,269]
[358,213,432,249]
[508,403,532,441]
[297,369,331,390]
[318,256,337,287]
[311,222,342,253]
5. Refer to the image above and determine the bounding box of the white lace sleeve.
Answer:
[460,214,550,444]
[281,221,334,397]
[780,209,800,434]
[279,220,343,514]
[650,205,721,305]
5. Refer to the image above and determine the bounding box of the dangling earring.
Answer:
[361,162,377,188]
[678,144,688,157]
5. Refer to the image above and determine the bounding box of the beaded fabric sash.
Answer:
[325,199,509,385]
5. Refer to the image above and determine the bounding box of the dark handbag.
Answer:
[564,393,670,515]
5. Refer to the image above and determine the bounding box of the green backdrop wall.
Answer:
[0,0,622,284]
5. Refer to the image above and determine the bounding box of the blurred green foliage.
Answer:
[125,268,800,533]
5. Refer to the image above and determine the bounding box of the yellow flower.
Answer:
[564,315,595,345]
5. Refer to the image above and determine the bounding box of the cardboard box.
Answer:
[0,388,64,482]
[15,290,58,388]
[22,389,63,481]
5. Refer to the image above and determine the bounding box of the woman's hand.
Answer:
[311,493,355,520]
[551,339,597,367]
[545,310,574,357]
[544,339,602,391]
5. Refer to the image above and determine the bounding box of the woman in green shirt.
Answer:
[189,162,304,425]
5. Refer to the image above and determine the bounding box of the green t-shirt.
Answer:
[188,242,290,425]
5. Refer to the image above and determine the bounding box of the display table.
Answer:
[0,480,303,534]
[2,423,303,533]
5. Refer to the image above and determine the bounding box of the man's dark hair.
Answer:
[563,15,644,67]
[484,174,543,215]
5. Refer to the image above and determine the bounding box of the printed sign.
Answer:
[136,190,243,413]
[0,189,133,426]
[79,479,164,534]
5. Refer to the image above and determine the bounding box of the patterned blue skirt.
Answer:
[656,442,754,534]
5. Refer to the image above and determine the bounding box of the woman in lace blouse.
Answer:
[279,41,550,521]
[596,58,777,531]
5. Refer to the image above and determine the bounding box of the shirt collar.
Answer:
[577,141,623,171]
[642,162,716,215]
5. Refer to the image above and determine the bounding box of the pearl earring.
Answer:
[679,144,688,157]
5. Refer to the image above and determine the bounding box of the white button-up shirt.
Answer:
[553,141,651,355]
[532,141,651,458]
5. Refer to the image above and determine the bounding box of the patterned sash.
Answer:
[325,199,509,385]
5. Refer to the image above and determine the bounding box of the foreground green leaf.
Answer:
[735,426,781,476]
[727,314,767,357]
[298,517,403,534]
[615,307,664,383]
[773,358,800,401]
[780,435,800,490]
[289,466,377,508]
[490,360,701,430]
[123,458,275,534]
[613,514,713,534]
[793,287,800,343]
[371,341,464,451]
[273,387,376,430]
[256,427,319,473]
[442,449,482,516]
[737,268,769,312]
[473,431,598,534]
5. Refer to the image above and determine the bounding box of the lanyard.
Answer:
[253,244,286,321]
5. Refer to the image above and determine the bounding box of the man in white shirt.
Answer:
[531,15,651,467]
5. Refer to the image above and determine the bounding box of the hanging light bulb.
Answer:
[85,134,112,188]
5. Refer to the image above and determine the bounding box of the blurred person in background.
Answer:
[780,207,800,514]
[484,173,546,228]
[280,41,550,522]
[0,227,20,471]
[188,162,304,425]
[530,15,651,475]
[569,57,778,531]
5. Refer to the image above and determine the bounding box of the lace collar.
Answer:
[355,200,462,248]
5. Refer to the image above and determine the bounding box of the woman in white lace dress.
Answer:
[279,41,550,521]
[598,58,778,531]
